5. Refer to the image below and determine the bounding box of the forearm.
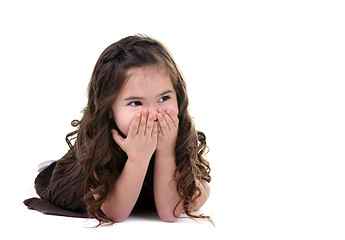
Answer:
[153,151,183,222]
[154,152,211,222]
[193,179,210,212]
[101,158,150,222]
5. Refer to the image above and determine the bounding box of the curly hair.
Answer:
[65,35,211,225]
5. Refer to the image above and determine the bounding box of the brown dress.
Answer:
[24,150,155,218]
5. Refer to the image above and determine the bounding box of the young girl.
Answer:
[24,35,211,225]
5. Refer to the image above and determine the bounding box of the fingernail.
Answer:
[166,109,171,114]
[158,113,163,118]
[136,113,141,117]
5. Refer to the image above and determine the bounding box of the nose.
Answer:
[148,108,159,118]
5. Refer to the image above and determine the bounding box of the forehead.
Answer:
[119,65,174,96]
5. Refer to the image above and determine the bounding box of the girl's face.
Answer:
[111,65,179,136]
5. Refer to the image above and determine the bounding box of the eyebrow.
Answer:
[123,90,174,101]
[158,90,173,97]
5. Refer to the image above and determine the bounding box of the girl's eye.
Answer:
[129,101,142,107]
[158,96,170,103]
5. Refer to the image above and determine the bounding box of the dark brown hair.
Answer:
[66,35,211,225]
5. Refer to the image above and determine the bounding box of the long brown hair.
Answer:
[66,35,211,225]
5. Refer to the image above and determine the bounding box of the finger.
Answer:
[128,113,141,137]
[152,121,158,138]
[111,129,125,148]
[161,110,175,131]
[165,109,179,127]
[138,108,149,135]
[157,112,168,136]
[146,112,154,135]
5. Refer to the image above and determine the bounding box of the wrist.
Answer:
[155,149,175,159]
[127,154,152,165]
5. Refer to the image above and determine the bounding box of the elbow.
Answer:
[107,212,129,223]
[158,212,177,222]
[101,206,130,223]
[112,214,129,223]
[157,208,180,222]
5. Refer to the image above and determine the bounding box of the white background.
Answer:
[1,0,344,239]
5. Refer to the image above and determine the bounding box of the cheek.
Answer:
[169,100,179,116]
[114,110,136,136]
[160,102,178,116]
